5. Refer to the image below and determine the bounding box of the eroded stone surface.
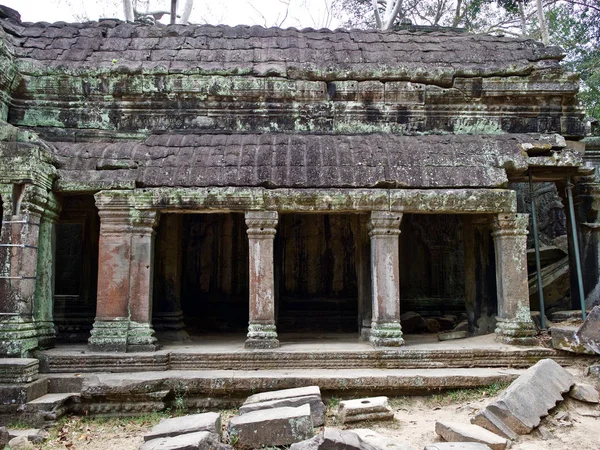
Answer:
[350,428,416,450]
[240,394,325,426]
[228,404,313,448]
[435,421,508,450]
[144,412,221,441]
[425,444,492,450]
[472,359,575,436]
[290,427,378,450]
[140,431,231,450]
[551,306,600,355]
[568,383,599,403]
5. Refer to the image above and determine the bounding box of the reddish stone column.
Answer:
[369,211,404,347]
[88,192,158,352]
[492,213,536,345]
[245,211,279,349]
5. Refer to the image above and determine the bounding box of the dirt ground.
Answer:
[29,369,600,450]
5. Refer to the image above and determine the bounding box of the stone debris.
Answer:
[338,396,394,423]
[140,431,231,450]
[7,428,48,444]
[435,421,508,450]
[424,444,492,450]
[240,386,325,426]
[228,404,313,448]
[350,428,416,450]
[438,330,468,341]
[471,358,574,436]
[568,383,599,403]
[7,435,34,450]
[290,427,377,450]
[551,305,600,354]
[400,312,427,334]
[589,363,600,379]
[144,412,221,441]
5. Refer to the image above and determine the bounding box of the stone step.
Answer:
[26,392,80,409]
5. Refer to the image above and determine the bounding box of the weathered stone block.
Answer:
[144,412,221,441]
[140,431,231,450]
[228,404,313,448]
[424,444,492,450]
[0,358,38,384]
[350,429,416,450]
[551,306,600,354]
[240,394,325,426]
[438,331,468,341]
[244,386,320,405]
[568,383,599,403]
[290,428,377,450]
[338,396,394,423]
[435,421,508,450]
[472,358,574,436]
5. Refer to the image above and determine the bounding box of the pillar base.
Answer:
[88,319,158,352]
[36,321,56,350]
[0,316,39,357]
[494,317,537,346]
[369,322,405,347]
[245,324,279,349]
[153,311,190,342]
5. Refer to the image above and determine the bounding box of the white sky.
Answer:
[2,0,343,29]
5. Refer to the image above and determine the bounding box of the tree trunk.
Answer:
[170,0,178,25]
[180,0,194,24]
[123,0,134,22]
[535,0,549,44]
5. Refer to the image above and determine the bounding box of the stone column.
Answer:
[575,179,600,309]
[88,192,159,352]
[369,211,404,347]
[34,193,61,349]
[245,211,279,349]
[491,213,536,345]
[356,215,372,341]
[463,216,497,335]
[0,184,41,356]
[153,214,189,341]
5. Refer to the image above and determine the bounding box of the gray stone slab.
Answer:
[471,358,574,436]
[290,428,378,450]
[424,444,492,450]
[350,429,416,450]
[338,397,394,423]
[438,331,469,341]
[568,383,599,403]
[239,394,326,426]
[435,422,508,450]
[243,386,321,405]
[144,412,221,441]
[228,404,313,448]
[140,431,231,450]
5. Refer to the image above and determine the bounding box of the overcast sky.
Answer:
[2,0,343,28]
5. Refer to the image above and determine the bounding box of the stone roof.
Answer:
[52,132,584,191]
[4,19,564,84]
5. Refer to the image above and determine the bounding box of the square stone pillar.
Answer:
[88,192,159,352]
[369,211,404,347]
[492,213,536,345]
[245,211,279,349]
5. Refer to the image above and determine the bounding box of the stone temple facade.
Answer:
[0,4,595,356]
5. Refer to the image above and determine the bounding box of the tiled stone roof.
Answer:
[52,133,581,190]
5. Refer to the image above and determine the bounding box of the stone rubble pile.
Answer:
[551,305,600,354]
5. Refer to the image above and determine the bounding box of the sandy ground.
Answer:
[32,371,600,450]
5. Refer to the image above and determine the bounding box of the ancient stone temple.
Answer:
[0,4,594,357]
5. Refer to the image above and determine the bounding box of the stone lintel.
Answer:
[119,187,516,214]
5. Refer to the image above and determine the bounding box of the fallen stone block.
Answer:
[228,404,313,448]
[589,363,600,379]
[551,305,600,355]
[140,431,231,450]
[144,412,221,441]
[400,311,426,333]
[424,444,492,450]
[7,435,34,450]
[241,386,325,426]
[350,428,416,450]
[472,358,574,436]
[438,330,468,341]
[244,385,321,405]
[8,428,48,443]
[568,383,599,403]
[435,421,508,450]
[338,396,394,423]
[290,427,377,450]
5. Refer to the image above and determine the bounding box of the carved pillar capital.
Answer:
[368,211,402,237]
[245,211,278,237]
[491,213,529,237]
